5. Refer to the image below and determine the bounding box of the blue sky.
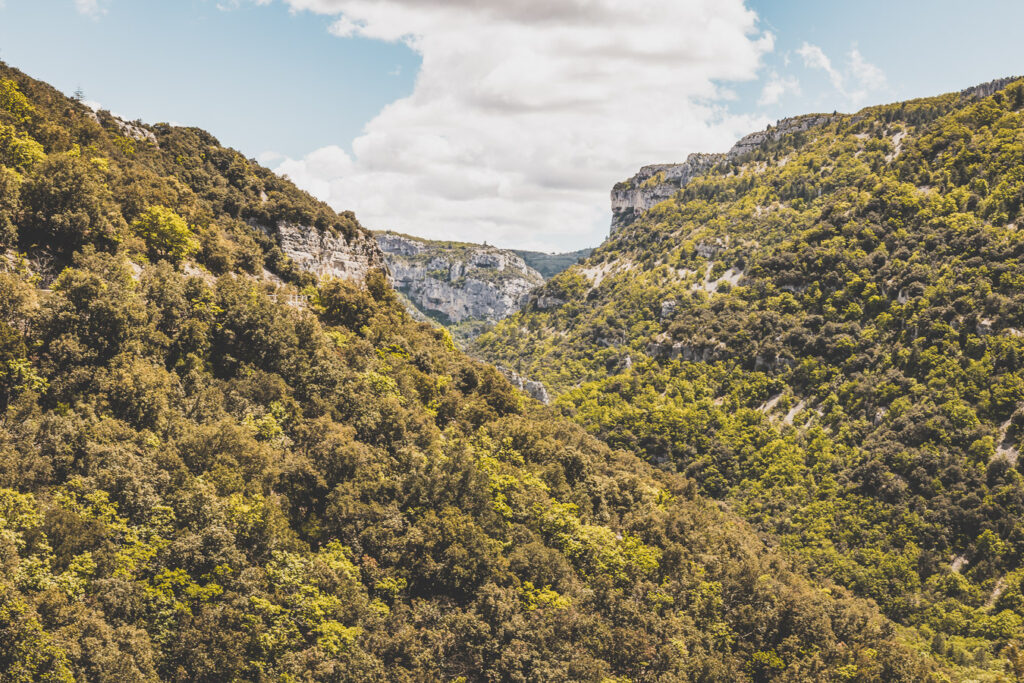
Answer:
[0,0,418,158]
[1,1,1022,249]
[747,0,1024,116]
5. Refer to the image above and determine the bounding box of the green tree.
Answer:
[0,78,33,125]
[19,153,125,253]
[0,166,20,247]
[132,205,198,262]
[0,123,45,171]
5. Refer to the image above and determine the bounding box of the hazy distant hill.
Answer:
[513,247,594,279]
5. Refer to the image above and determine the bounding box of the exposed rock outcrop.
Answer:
[111,117,158,145]
[610,154,721,230]
[376,232,545,325]
[960,76,1020,100]
[611,114,840,232]
[497,366,550,404]
[269,222,386,282]
[85,106,159,146]
[727,114,837,158]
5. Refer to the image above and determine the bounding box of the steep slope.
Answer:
[475,77,1024,677]
[375,231,544,334]
[0,62,955,681]
[610,115,838,233]
[0,64,383,287]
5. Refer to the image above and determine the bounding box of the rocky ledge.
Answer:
[611,114,839,232]
[269,221,387,282]
[376,232,545,325]
[497,366,551,404]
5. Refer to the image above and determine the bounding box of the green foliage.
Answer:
[0,60,960,681]
[0,247,946,680]
[0,166,21,248]
[476,78,1024,678]
[0,78,33,125]
[131,205,198,262]
[0,123,44,171]
[19,153,125,254]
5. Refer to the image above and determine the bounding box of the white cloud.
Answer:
[261,0,772,250]
[796,42,844,92]
[217,0,272,9]
[758,71,800,106]
[797,41,887,107]
[849,47,886,92]
[74,0,105,17]
[276,145,353,201]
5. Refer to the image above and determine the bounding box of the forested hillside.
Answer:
[475,78,1024,678]
[0,63,958,681]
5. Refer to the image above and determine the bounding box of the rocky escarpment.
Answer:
[611,114,838,232]
[497,366,551,404]
[376,232,545,325]
[610,80,1020,234]
[960,76,1020,100]
[271,222,385,282]
[85,106,160,146]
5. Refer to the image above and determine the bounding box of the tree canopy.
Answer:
[0,61,958,681]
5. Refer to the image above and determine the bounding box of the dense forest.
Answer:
[0,63,965,681]
[476,78,1024,680]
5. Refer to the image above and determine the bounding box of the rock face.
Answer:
[960,76,1020,100]
[727,114,837,158]
[611,114,840,232]
[273,222,386,282]
[497,366,551,404]
[86,107,159,146]
[376,232,545,325]
[610,154,721,231]
[111,117,159,146]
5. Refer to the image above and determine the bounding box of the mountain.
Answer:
[475,77,1024,677]
[513,247,595,279]
[0,62,953,681]
[375,231,544,337]
[609,114,839,234]
[374,232,594,340]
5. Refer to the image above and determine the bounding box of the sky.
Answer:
[1,1,1022,251]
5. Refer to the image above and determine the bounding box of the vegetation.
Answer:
[0,62,954,680]
[513,247,595,279]
[131,205,198,263]
[476,78,1024,679]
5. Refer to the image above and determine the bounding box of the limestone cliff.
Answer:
[610,80,1020,233]
[375,232,544,325]
[610,114,839,232]
[272,221,386,282]
[497,366,551,405]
